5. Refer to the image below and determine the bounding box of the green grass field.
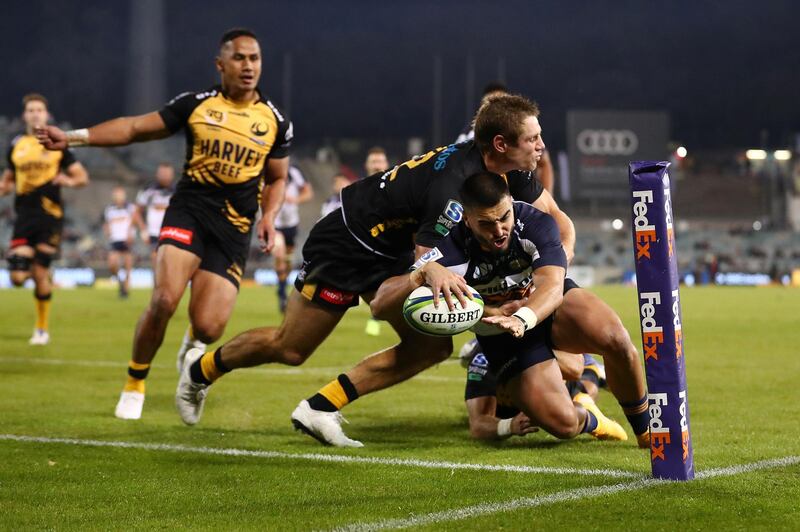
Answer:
[1,285,799,530]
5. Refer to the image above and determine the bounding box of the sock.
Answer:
[620,394,649,435]
[190,347,230,385]
[581,409,599,434]
[124,361,150,394]
[34,292,52,331]
[307,374,359,412]
[187,325,196,342]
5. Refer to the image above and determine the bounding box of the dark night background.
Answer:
[1,0,798,151]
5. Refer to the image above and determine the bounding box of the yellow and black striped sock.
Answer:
[124,361,150,394]
[34,291,52,331]
[307,374,359,412]
[189,347,231,385]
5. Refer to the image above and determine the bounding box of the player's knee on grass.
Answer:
[544,407,581,440]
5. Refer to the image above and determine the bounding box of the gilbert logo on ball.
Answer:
[629,161,694,481]
[403,286,484,337]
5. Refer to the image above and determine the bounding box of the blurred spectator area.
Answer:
[1,117,798,279]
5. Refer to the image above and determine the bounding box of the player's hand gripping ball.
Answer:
[402,285,484,336]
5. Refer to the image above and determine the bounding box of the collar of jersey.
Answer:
[215,84,263,108]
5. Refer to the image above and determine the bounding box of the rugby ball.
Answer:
[402,285,484,337]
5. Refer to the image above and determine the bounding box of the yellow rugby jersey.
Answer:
[159,86,292,233]
[6,134,76,219]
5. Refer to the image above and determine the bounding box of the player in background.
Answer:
[36,28,292,420]
[136,162,175,270]
[0,93,88,345]
[362,147,390,337]
[373,172,626,442]
[103,186,145,298]
[273,165,313,313]
[457,82,554,194]
[319,173,350,218]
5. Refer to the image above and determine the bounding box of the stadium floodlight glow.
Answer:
[745,149,767,160]
[753,220,762,231]
[611,218,624,230]
[676,146,687,158]
[774,150,792,161]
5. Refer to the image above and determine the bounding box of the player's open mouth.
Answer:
[240,75,255,83]
[493,236,507,248]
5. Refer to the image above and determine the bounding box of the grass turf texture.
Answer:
[1,285,798,530]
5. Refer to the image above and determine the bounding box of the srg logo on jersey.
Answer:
[632,190,656,260]
[206,109,225,124]
[639,291,664,361]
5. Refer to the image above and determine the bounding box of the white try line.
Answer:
[335,455,800,531]
[0,356,464,383]
[0,434,642,479]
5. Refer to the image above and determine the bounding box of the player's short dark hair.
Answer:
[220,27,258,47]
[366,146,386,157]
[459,172,510,211]
[473,94,539,154]
[482,82,508,96]
[22,93,48,110]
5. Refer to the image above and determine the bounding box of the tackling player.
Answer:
[36,28,292,420]
[103,186,145,298]
[273,165,313,313]
[457,82,554,194]
[0,93,88,345]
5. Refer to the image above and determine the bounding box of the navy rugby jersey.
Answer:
[422,201,566,334]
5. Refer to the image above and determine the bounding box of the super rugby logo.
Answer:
[679,389,690,463]
[664,180,675,258]
[632,190,657,260]
[435,200,464,236]
[672,289,683,359]
[639,292,664,361]
[648,393,671,461]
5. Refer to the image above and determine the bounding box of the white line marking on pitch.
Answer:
[0,434,642,479]
[334,455,800,531]
[0,357,464,383]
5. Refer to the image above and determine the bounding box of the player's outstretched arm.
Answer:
[256,157,289,253]
[466,397,537,440]
[35,112,172,151]
[482,265,565,338]
[533,190,575,263]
